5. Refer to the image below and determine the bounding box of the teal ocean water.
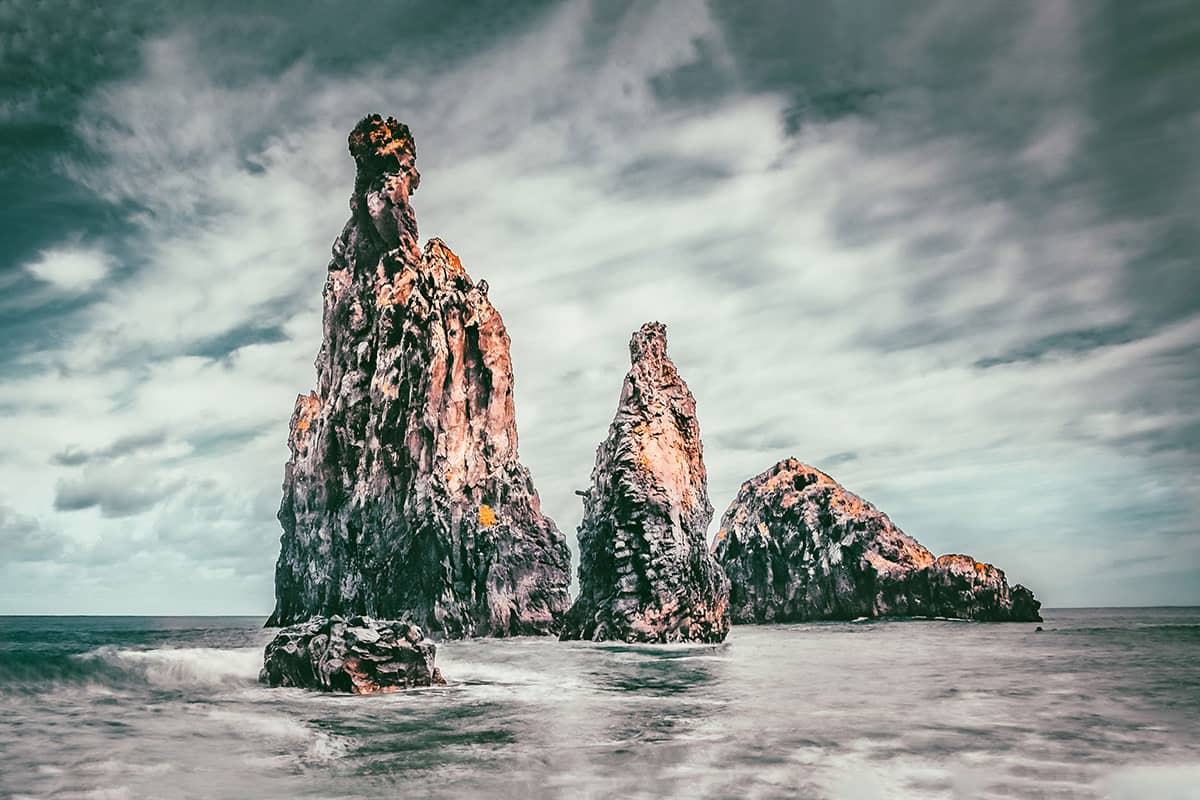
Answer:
[1,608,1197,799]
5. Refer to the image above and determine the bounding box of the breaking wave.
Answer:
[0,646,262,693]
[203,709,349,760]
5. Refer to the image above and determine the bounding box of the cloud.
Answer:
[23,246,112,291]
[0,505,66,562]
[54,463,181,517]
[972,323,1142,368]
[1020,113,1089,179]
[0,1,1196,613]
[53,429,168,466]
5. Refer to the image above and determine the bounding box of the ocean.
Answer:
[1,608,1197,799]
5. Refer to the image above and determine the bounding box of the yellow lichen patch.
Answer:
[289,392,322,451]
[478,504,498,527]
[425,239,465,275]
[350,301,366,328]
[376,283,395,308]
[328,268,351,296]
[372,378,399,400]
[711,529,728,552]
[834,491,868,518]
[379,134,412,156]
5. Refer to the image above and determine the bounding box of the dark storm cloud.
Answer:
[186,323,290,361]
[1078,1,1200,324]
[611,154,733,197]
[149,479,283,577]
[0,504,66,562]
[1133,420,1200,458]
[181,422,277,459]
[53,466,179,517]
[0,1,158,266]
[819,452,859,468]
[0,0,555,339]
[52,429,167,466]
[973,324,1143,368]
[713,0,1200,336]
[711,423,798,454]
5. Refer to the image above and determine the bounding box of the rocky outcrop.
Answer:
[267,114,571,637]
[711,458,1042,622]
[561,323,730,643]
[260,615,445,693]
[923,554,1042,622]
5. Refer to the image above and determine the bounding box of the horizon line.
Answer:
[3,605,1199,618]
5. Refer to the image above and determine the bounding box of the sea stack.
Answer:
[561,322,730,643]
[261,615,445,694]
[267,114,571,637]
[711,459,1042,622]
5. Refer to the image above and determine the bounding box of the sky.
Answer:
[1,0,1197,614]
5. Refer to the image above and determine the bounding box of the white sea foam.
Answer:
[77,789,133,800]
[88,761,172,777]
[1102,763,1200,800]
[203,708,349,761]
[438,659,538,685]
[204,708,314,741]
[85,647,261,688]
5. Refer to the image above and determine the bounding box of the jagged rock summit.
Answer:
[268,114,571,637]
[711,458,1042,623]
[561,322,730,643]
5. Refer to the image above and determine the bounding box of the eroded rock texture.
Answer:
[260,615,445,693]
[268,115,571,637]
[712,459,1042,622]
[561,323,730,643]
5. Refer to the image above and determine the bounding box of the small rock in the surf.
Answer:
[260,615,446,694]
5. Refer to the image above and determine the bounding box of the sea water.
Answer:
[1,608,1197,799]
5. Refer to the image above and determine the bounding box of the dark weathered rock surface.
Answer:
[260,615,445,693]
[561,322,730,643]
[268,115,571,637]
[711,458,1042,622]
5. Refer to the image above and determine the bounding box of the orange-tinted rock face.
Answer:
[560,322,730,643]
[267,115,571,637]
[712,458,1041,622]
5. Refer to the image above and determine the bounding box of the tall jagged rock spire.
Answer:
[268,114,571,637]
[561,322,730,643]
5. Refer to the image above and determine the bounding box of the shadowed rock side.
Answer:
[561,322,730,643]
[260,615,445,693]
[268,115,571,637]
[711,459,1042,623]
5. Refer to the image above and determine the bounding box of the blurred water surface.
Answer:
[1,608,1197,799]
